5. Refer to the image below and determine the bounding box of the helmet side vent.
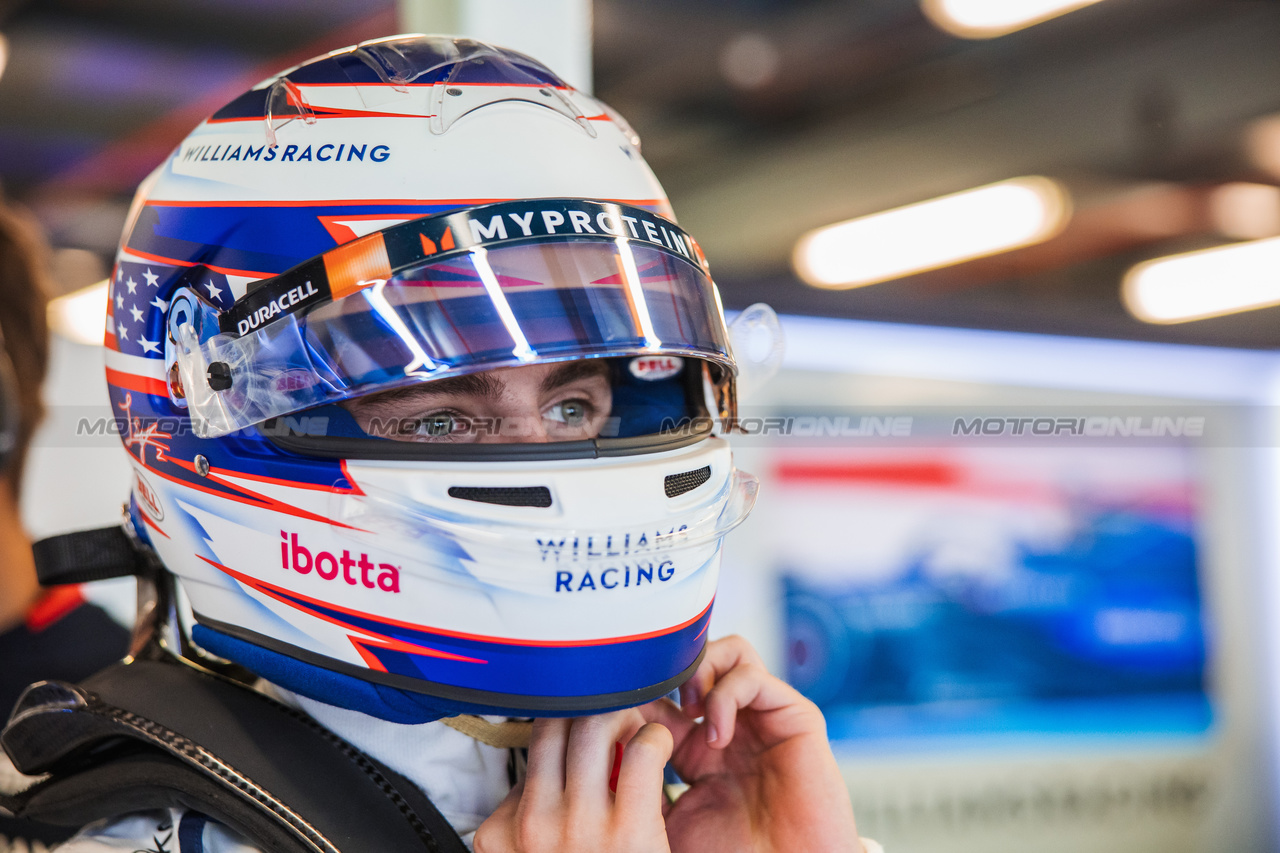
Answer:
[448,486,552,508]
[664,466,711,498]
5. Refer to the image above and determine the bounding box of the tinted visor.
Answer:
[171,202,732,439]
[308,240,727,389]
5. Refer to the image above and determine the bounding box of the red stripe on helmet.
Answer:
[106,367,168,397]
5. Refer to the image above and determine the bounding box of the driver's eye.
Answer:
[414,413,456,437]
[546,399,589,427]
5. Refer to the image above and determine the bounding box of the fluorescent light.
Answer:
[0,33,7,83]
[778,313,1278,404]
[1123,238,1280,324]
[793,176,1070,289]
[922,0,1106,39]
[48,279,109,345]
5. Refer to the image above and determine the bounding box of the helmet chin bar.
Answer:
[152,436,751,720]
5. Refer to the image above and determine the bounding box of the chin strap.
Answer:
[441,715,533,749]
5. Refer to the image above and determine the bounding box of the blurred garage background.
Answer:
[3,1,1280,850]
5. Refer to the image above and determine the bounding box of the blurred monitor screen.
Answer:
[776,445,1209,748]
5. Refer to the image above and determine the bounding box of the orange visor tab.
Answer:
[325,232,393,299]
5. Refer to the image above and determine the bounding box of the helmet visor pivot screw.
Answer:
[206,361,232,391]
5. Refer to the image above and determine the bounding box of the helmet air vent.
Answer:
[448,486,552,508]
[664,466,711,498]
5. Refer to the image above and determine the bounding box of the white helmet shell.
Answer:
[108,35,759,721]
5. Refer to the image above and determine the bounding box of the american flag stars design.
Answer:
[108,261,235,357]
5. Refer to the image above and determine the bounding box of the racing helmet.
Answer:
[109,35,781,722]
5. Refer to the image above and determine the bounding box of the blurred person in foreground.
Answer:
[0,36,872,852]
[0,203,130,852]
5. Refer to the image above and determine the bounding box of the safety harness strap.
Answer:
[32,525,151,585]
[1,657,468,853]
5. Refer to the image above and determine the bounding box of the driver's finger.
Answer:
[612,722,673,823]
[524,717,571,806]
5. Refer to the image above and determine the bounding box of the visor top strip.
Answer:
[220,199,710,339]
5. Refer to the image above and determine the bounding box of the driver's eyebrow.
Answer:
[538,359,610,395]
[358,371,503,407]
[351,361,609,410]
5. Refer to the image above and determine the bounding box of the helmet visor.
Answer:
[170,201,732,439]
